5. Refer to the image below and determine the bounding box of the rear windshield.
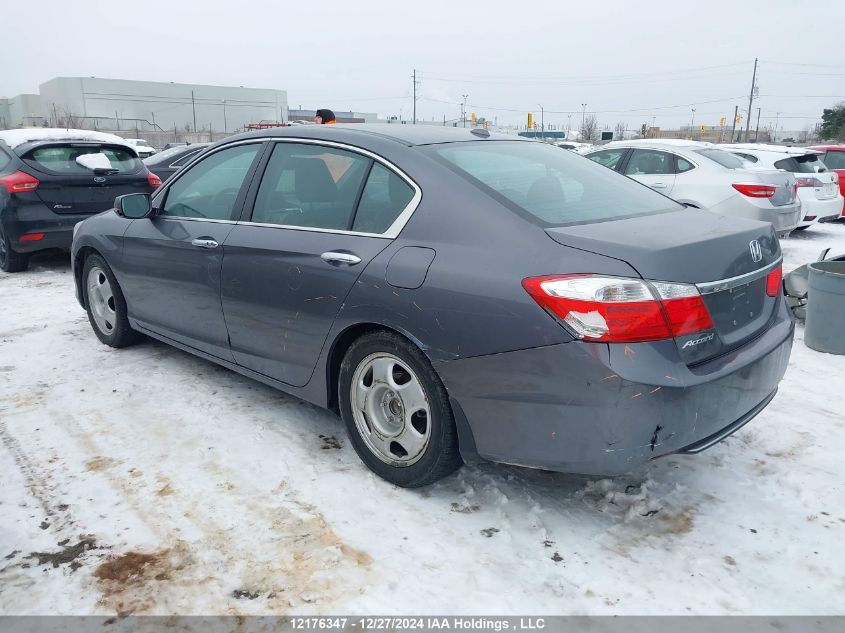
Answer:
[431,141,680,227]
[23,144,140,174]
[694,148,745,169]
[774,154,822,173]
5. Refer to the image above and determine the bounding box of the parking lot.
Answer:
[0,223,843,616]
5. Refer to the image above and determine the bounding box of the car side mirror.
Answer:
[115,193,153,219]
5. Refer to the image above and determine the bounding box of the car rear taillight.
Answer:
[0,171,40,193]
[147,172,162,189]
[766,265,783,297]
[19,233,45,242]
[796,177,825,188]
[521,275,714,343]
[732,183,776,198]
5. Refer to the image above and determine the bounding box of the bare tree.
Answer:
[580,115,599,142]
[57,107,84,129]
[614,121,626,140]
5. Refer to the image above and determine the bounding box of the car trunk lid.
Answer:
[545,209,782,363]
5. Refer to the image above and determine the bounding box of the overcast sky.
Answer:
[4,0,844,132]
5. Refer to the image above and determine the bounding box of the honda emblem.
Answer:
[749,240,763,263]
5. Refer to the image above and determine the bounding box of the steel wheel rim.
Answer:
[351,352,431,467]
[86,266,116,335]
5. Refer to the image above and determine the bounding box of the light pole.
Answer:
[538,104,544,139]
[222,100,227,134]
[651,115,656,138]
[567,114,571,137]
[461,94,468,128]
[580,103,587,139]
[774,112,780,142]
[690,107,696,140]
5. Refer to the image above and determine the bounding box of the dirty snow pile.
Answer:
[0,224,843,616]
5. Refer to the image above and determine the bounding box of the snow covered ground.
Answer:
[1,223,844,616]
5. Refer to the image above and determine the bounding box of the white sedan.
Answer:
[586,139,801,235]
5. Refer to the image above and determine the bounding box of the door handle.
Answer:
[651,182,668,189]
[191,238,219,249]
[321,251,361,265]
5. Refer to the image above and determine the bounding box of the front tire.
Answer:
[82,254,142,348]
[0,226,30,273]
[339,331,462,487]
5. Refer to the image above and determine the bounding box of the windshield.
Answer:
[694,148,745,169]
[431,141,680,227]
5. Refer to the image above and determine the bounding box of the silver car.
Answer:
[587,139,801,235]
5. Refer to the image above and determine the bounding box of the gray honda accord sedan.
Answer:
[71,124,794,487]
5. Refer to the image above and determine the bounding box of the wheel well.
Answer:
[325,323,408,413]
[74,246,100,306]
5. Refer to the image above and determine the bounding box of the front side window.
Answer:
[352,163,415,233]
[162,143,260,220]
[823,151,845,170]
[586,148,625,170]
[624,149,673,175]
[432,141,680,227]
[24,144,140,174]
[252,143,370,230]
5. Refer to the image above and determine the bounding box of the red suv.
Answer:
[810,145,845,219]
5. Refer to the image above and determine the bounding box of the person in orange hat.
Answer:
[314,109,337,124]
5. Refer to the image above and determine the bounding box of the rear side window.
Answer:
[586,148,625,170]
[352,163,415,233]
[625,149,673,175]
[0,147,10,171]
[675,156,695,172]
[694,148,745,169]
[162,143,260,220]
[824,151,845,169]
[252,143,371,230]
[432,141,680,227]
[24,144,139,174]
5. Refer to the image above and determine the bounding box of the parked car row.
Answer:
[65,124,794,487]
[586,139,804,236]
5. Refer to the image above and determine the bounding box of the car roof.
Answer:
[810,145,845,151]
[221,123,526,147]
[0,128,133,151]
[603,138,716,150]
[724,143,821,156]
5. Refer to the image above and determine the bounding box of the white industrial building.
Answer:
[2,77,289,134]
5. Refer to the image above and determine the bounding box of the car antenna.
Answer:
[470,128,490,138]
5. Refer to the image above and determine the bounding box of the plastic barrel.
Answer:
[805,261,845,355]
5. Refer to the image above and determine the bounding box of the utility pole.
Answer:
[731,105,739,142]
[754,107,761,142]
[191,90,197,133]
[581,103,587,138]
[744,57,758,142]
[412,69,419,125]
[690,107,696,140]
[222,100,227,133]
[567,114,571,137]
[538,104,544,140]
[774,112,780,142]
[461,94,468,128]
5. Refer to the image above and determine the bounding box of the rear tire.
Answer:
[0,226,30,273]
[338,331,462,487]
[82,254,142,348]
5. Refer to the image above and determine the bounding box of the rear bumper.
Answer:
[437,298,794,476]
[1,202,89,253]
[797,194,844,227]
